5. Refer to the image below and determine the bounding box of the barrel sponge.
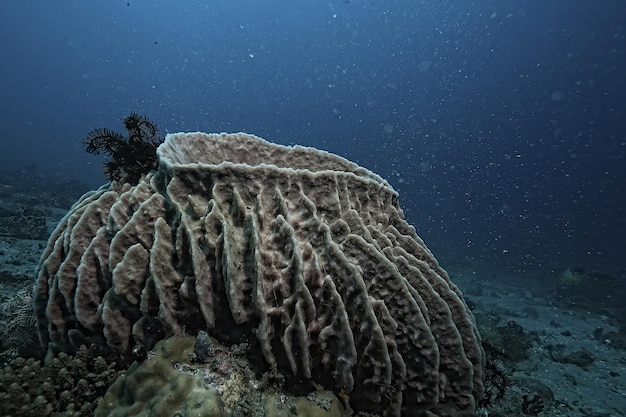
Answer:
[35,132,485,416]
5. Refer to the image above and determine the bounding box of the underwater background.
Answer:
[1,0,624,274]
[1,1,625,416]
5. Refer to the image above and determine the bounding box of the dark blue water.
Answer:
[1,0,624,276]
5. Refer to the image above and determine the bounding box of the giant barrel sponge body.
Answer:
[35,132,485,416]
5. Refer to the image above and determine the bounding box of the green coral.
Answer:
[96,335,224,417]
[558,268,583,288]
[96,335,349,417]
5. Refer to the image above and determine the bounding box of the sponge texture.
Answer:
[36,132,484,416]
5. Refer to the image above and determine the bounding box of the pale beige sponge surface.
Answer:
[35,132,485,416]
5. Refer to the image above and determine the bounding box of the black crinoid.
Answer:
[83,112,164,185]
[478,341,512,409]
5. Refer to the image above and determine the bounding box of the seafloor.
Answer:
[1,171,624,417]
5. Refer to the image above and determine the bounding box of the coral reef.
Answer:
[0,205,50,240]
[0,344,120,416]
[36,132,484,416]
[83,112,163,184]
[0,283,41,362]
[96,334,349,417]
[475,314,538,363]
[476,374,555,417]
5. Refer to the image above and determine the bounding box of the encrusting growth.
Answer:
[36,131,485,416]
